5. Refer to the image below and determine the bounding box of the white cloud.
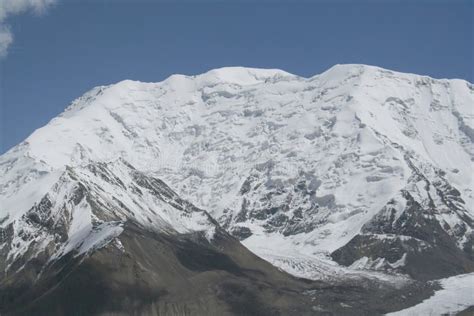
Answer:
[0,0,56,58]
[0,26,13,58]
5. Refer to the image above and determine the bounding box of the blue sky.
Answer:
[0,0,472,154]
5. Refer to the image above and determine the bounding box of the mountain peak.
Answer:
[0,65,472,292]
[196,66,296,84]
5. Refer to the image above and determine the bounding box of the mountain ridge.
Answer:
[0,64,473,314]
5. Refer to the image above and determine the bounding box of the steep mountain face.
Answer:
[0,64,473,313]
[1,158,215,277]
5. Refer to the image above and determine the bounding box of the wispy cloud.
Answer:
[0,0,56,58]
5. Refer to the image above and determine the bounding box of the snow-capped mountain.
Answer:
[0,64,473,314]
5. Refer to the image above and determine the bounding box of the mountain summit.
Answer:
[1,64,473,315]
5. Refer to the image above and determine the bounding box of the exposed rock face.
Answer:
[332,156,474,280]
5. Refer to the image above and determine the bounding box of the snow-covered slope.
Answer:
[1,64,473,282]
[0,158,217,278]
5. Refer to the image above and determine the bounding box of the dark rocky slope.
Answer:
[332,164,474,281]
[1,222,436,316]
